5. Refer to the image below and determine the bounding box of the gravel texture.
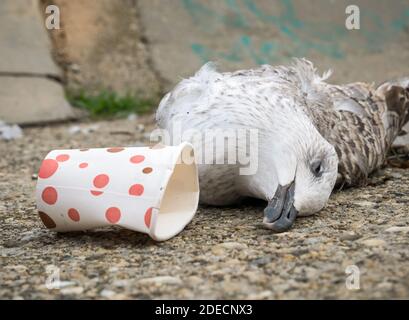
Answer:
[1,118,408,299]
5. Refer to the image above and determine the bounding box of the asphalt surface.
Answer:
[1,118,408,299]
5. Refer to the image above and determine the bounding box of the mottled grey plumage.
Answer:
[156,59,409,223]
[306,77,409,188]
[227,61,409,188]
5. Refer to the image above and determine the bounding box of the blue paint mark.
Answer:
[182,0,409,65]
[224,0,249,28]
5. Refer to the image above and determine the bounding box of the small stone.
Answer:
[385,226,409,233]
[60,286,84,295]
[187,276,202,286]
[389,172,403,179]
[340,232,361,241]
[69,63,81,73]
[136,124,145,132]
[109,267,119,273]
[4,265,27,272]
[68,125,81,135]
[216,242,248,250]
[138,276,182,286]
[290,248,309,256]
[55,281,76,289]
[247,290,273,300]
[282,254,296,262]
[376,281,393,290]
[244,271,266,284]
[127,113,138,121]
[3,240,21,248]
[361,239,387,247]
[212,242,248,256]
[0,123,23,140]
[100,289,116,298]
[250,256,272,267]
[304,237,323,245]
[112,279,129,288]
[355,201,374,207]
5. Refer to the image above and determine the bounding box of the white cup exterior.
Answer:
[36,142,199,241]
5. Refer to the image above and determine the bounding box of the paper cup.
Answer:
[35,142,199,241]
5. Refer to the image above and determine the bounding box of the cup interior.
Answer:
[151,144,199,241]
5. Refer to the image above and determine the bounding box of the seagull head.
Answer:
[262,114,338,233]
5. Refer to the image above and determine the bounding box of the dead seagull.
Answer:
[156,59,409,232]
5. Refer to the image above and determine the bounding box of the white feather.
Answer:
[155,59,339,214]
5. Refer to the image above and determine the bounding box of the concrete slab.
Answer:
[138,0,409,89]
[0,77,75,125]
[0,0,61,76]
[46,0,161,97]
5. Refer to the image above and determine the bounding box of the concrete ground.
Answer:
[1,118,409,299]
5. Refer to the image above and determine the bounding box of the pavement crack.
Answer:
[0,71,62,83]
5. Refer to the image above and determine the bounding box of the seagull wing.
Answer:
[309,80,409,187]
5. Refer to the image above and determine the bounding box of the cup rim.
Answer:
[149,142,200,241]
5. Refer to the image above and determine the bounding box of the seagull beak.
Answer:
[263,182,298,233]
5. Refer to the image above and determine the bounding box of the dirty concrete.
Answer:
[0,118,408,299]
[43,0,161,97]
[138,0,409,88]
[0,0,74,124]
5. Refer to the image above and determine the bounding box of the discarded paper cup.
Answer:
[35,142,199,241]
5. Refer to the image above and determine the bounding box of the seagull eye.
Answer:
[311,160,323,177]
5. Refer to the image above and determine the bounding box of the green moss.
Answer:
[67,90,157,118]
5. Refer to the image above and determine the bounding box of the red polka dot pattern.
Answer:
[93,174,109,188]
[68,208,80,222]
[38,159,59,179]
[107,147,124,153]
[42,187,58,205]
[36,146,172,237]
[130,155,145,164]
[142,167,153,174]
[105,207,121,224]
[144,207,153,228]
[56,154,70,162]
[129,184,144,196]
[39,211,56,229]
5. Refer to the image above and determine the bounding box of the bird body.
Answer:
[304,78,409,187]
[156,59,409,231]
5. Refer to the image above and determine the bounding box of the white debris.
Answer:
[55,281,77,289]
[68,125,81,135]
[136,123,145,132]
[127,113,138,121]
[100,289,116,298]
[138,276,182,286]
[0,121,23,140]
[60,286,84,295]
[68,124,99,135]
[385,226,409,233]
